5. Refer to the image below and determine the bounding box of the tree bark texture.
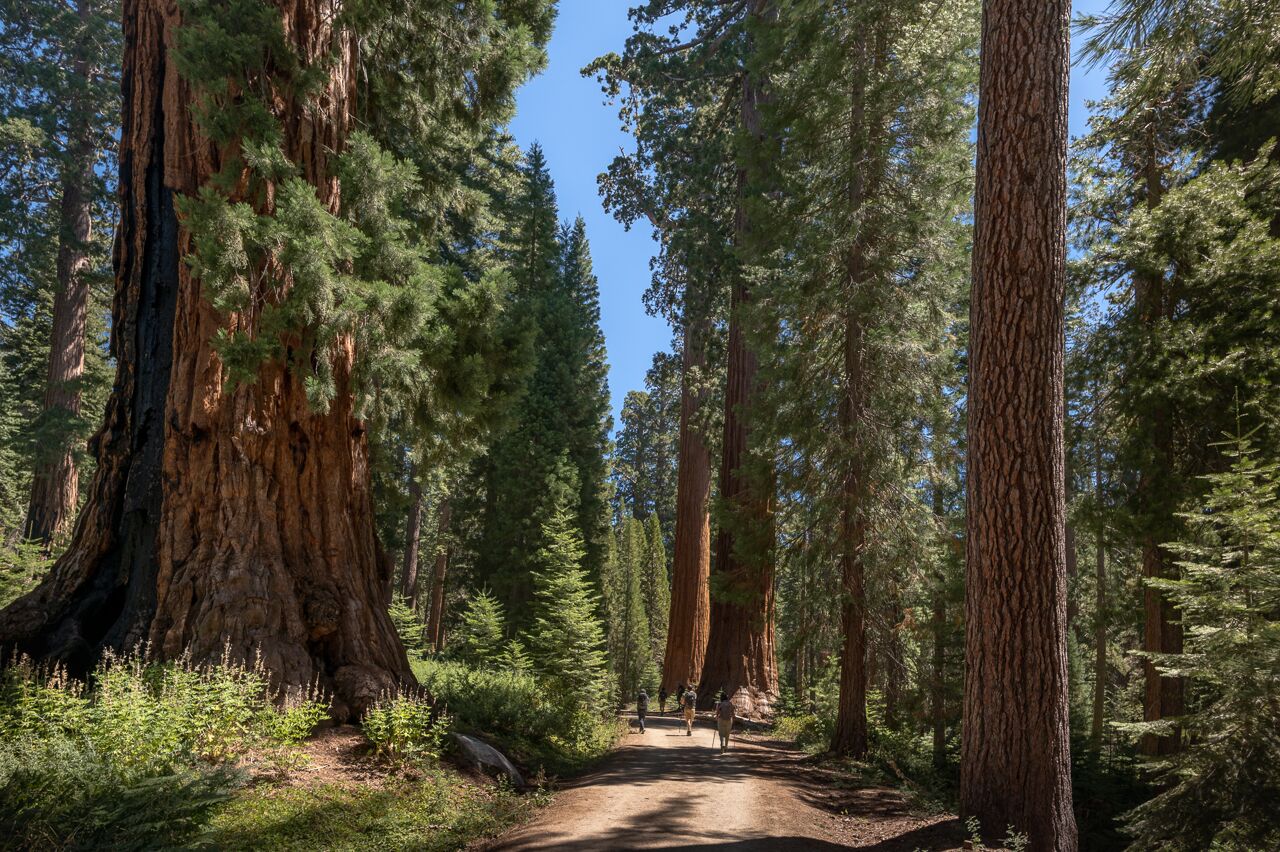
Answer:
[697,2,779,717]
[24,0,98,548]
[661,323,712,693]
[1135,151,1182,757]
[427,499,451,653]
[0,0,411,720]
[400,467,424,607]
[960,0,1077,845]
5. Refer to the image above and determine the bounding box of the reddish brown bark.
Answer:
[1135,150,1183,757]
[960,0,1076,844]
[697,1,779,718]
[0,0,411,719]
[660,323,712,693]
[427,499,452,653]
[24,0,98,548]
[400,466,424,607]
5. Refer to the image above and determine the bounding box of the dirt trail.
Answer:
[484,714,962,852]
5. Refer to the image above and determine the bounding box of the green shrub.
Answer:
[388,594,427,660]
[0,651,327,850]
[412,658,616,775]
[362,690,447,765]
[0,733,237,851]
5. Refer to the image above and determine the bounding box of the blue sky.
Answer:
[510,0,1112,430]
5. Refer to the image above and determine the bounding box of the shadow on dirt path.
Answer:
[481,714,963,851]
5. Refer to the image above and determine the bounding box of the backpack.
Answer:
[637,693,648,712]
[683,690,696,708]
[716,700,734,721]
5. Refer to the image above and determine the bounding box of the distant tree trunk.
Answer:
[931,587,947,768]
[0,0,411,720]
[660,322,712,693]
[931,483,948,769]
[1135,147,1182,758]
[24,0,97,549]
[697,0,779,719]
[1091,531,1107,750]
[960,0,1076,844]
[427,499,452,653]
[832,309,868,755]
[400,466,424,607]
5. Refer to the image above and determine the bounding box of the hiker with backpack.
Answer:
[681,685,697,736]
[658,685,668,715]
[637,689,649,733]
[714,691,735,753]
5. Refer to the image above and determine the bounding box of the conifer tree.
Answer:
[452,591,506,668]
[0,0,119,548]
[1123,429,1280,850]
[0,0,555,716]
[474,150,612,628]
[527,509,610,706]
[642,513,670,663]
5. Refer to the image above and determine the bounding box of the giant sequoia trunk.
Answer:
[25,0,98,548]
[0,0,411,719]
[661,322,712,693]
[960,0,1076,845]
[697,2,779,717]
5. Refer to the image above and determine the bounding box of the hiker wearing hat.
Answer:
[637,689,649,733]
[714,691,735,753]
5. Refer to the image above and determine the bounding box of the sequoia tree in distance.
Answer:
[960,0,1077,844]
[697,0,779,717]
[0,0,552,719]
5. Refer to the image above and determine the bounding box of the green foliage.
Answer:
[206,772,544,852]
[451,590,506,668]
[0,734,238,852]
[362,690,447,766]
[412,658,617,777]
[612,352,681,537]
[469,148,613,628]
[526,509,611,710]
[1123,430,1280,851]
[388,593,427,660]
[603,517,655,702]
[641,512,670,661]
[0,651,325,850]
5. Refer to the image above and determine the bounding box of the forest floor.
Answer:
[481,713,965,851]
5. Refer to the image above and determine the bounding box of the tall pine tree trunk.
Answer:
[832,309,868,755]
[960,0,1076,843]
[400,466,424,607]
[0,0,411,720]
[427,499,452,653]
[25,0,97,548]
[661,322,712,693]
[1136,148,1182,757]
[697,0,778,719]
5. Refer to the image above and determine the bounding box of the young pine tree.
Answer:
[527,509,609,707]
[642,513,671,664]
[1124,430,1280,851]
[452,591,506,668]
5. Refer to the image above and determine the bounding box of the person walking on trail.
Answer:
[658,685,668,715]
[681,686,697,736]
[714,692,735,753]
[636,689,649,733]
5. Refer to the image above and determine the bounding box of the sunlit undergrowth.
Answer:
[412,658,621,778]
[206,774,548,851]
[0,652,559,851]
